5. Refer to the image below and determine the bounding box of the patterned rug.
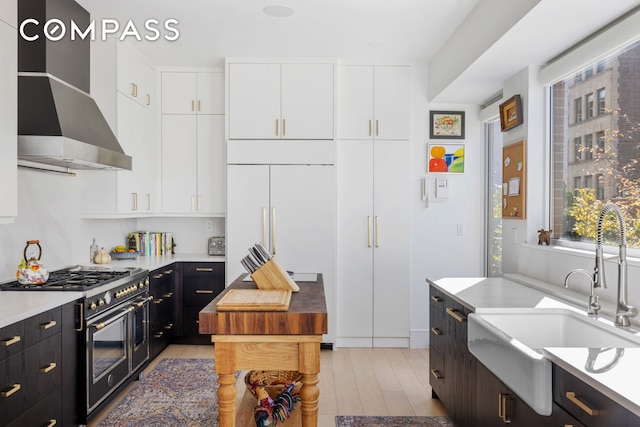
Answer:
[335,415,456,427]
[97,358,223,427]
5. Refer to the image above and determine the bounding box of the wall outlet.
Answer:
[206,220,214,232]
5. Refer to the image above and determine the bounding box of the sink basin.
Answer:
[468,307,640,416]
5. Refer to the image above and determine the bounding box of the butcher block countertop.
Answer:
[199,273,328,336]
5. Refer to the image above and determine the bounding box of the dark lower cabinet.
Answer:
[150,264,177,359]
[175,262,225,344]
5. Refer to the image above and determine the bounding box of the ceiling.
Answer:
[75,0,640,105]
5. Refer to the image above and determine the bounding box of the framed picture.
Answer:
[430,111,465,139]
[428,144,465,174]
[499,95,523,132]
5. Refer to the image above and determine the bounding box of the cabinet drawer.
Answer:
[429,349,445,399]
[552,402,586,427]
[183,281,223,307]
[6,390,62,427]
[0,352,27,424]
[182,262,224,277]
[25,334,62,407]
[553,365,629,427]
[24,306,62,347]
[429,285,445,311]
[429,306,445,354]
[0,322,24,359]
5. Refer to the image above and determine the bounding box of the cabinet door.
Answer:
[161,72,197,114]
[0,21,17,219]
[281,63,334,139]
[372,140,410,343]
[476,362,509,426]
[196,72,225,114]
[161,115,197,213]
[373,66,410,140]
[228,63,281,139]
[226,165,270,285]
[0,0,16,28]
[117,42,154,107]
[336,140,374,343]
[337,66,374,140]
[196,115,225,215]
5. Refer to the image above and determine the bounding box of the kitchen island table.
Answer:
[199,273,327,427]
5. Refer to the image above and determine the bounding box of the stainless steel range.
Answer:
[1,265,151,424]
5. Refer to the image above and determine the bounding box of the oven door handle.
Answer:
[91,307,132,330]
[131,295,153,309]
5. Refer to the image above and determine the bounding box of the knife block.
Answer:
[251,258,300,292]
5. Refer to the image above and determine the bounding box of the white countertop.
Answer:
[0,253,225,328]
[428,275,640,417]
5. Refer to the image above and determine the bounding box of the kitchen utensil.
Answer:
[16,240,49,285]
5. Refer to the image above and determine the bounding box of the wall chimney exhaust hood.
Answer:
[17,0,132,171]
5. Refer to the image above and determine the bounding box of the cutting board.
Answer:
[215,289,292,311]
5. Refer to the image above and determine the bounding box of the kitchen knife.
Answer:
[255,242,272,260]
[240,257,254,274]
[249,247,266,265]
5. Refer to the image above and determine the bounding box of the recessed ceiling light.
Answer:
[263,4,295,18]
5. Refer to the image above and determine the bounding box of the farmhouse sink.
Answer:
[468,307,640,416]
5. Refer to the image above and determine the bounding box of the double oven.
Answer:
[1,266,151,424]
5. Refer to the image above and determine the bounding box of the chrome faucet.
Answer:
[564,268,600,315]
[595,204,637,327]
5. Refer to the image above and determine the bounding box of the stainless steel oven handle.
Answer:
[91,307,132,330]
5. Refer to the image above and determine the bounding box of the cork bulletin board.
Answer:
[502,139,526,219]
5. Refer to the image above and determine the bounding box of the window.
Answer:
[574,98,582,123]
[574,72,583,84]
[551,39,640,248]
[586,93,594,119]
[597,88,606,115]
[585,66,594,79]
[573,137,582,161]
[597,60,606,73]
[584,134,593,160]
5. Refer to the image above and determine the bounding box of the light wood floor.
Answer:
[89,344,448,427]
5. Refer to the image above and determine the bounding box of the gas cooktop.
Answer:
[0,266,144,291]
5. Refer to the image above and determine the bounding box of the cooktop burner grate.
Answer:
[1,267,133,290]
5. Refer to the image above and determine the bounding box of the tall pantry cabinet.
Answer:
[0,2,17,222]
[225,59,337,344]
[336,65,411,347]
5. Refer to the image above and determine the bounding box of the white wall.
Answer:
[410,63,486,347]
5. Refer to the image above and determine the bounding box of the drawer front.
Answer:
[0,322,24,360]
[182,262,224,277]
[25,335,62,407]
[429,348,446,399]
[0,352,27,424]
[429,285,445,311]
[553,365,629,427]
[552,402,586,427]
[429,306,445,354]
[6,389,62,427]
[183,280,224,307]
[24,307,62,348]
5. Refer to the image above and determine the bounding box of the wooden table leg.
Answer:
[214,343,237,427]
[298,342,320,427]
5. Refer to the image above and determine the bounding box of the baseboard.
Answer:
[410,329,429,349]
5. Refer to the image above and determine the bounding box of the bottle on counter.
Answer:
[90,237,99,264]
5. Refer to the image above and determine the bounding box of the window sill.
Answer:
[520,240,640,268]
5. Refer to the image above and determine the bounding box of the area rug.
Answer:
[97,358,225,427]
[336,415,456,427]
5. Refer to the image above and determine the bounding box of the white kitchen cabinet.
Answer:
[0,18,17,222]
[226,164,336,342]
[0,0,16,27]
[117,42,155,108]
[161,72,224,115]
[338,65,410,140]
[161,114,225,215]
[336,139,410,347]
[228,62,334,139]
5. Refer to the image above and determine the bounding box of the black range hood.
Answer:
[17,0,132,171]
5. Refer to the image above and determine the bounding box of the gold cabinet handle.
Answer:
[154,332,164,338]
[191,195,196,211]
[147,193,151,211]
[146,94,150,106]
[375,216,380,247]
[1,336,21,347]
[195,267,214,272]
[0,384,21,398]
[40,362,57,374]
[262,207,268,246]
[430,369,443,380]
[198,195,202,211]
[46,420,57,427]
[566,391,601,416]
[272,207,277,255]
[76,303,84,332]
[130,83,136,97]
[153,298,164,304]
[499,393,512,423]
[369,119,372,136]
[191,100,195,112]
[163,292,173,298]
[376,119,379,136]
[197,100,201,112]
[195,289,214,294]
[153,274,163,279]
[164,269,173,275]
[431,295,443,303]
[446,307,467,323]
[282,118,286,136]
[132,192,138,210]
[431,327,443,336]
[164,323,174,330]
[367,216,372,248]
[275,119,279,136]
[40,320,57,330]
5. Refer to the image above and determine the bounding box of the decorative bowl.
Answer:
[109,251,140,260]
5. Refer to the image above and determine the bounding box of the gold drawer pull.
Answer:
[153,274,163,279]
[41,320,57,330]
[0,383,21,398]
[446,307,467,323]
[195,290,214,294]
[430,369,443,380]
[1,336,21,347]
[46,420,57,427]
[164,292,173,298]
[164,323,174,330]
[431,327,443,336]
[566,391,602,416]
[164,270,173,274]
[431,295,442,303]
[153,298,164,304]
[154,332,164,338]
[195,267,214,272]
[499,393,512,423]
[40,362,57,374]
